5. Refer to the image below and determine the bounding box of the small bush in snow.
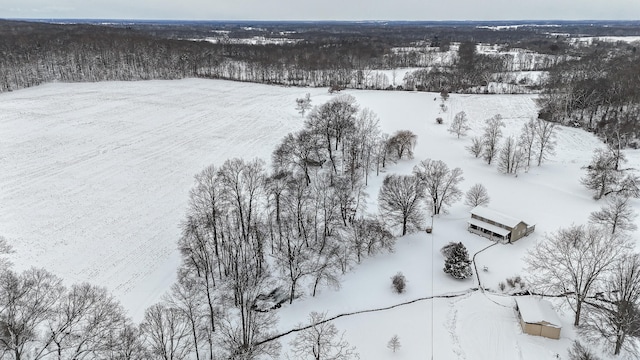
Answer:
[436,117,444,124]
[500,275,527,293]
[391,272,407,294]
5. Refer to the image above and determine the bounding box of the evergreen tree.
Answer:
[443,242,473,279]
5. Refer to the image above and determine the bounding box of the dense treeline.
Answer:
[537,46,640,147]
[0,20,409,92]
[0,19,597,93]
[401,41,569,93]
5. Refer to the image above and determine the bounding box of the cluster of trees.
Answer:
[402,42,506,93]
[526,191,639,356]
[146,95,420,359]
[0,267,148,360]
[378,158,464,235]
[537,48,640,147]
[401,41,570,94]
[464,114,557,175]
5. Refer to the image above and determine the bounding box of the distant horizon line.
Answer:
[4,18,640,24]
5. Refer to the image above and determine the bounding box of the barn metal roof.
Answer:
[516,297,562,328]
[467,218,511,237]
[470,206,525,228]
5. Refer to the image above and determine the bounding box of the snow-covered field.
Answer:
[0,80,331,320]
[2,79,639,358]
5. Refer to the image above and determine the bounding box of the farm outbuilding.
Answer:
[467,206,535,243]
[515,297,562,340]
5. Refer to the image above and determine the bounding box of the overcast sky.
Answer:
[1,0,639,21]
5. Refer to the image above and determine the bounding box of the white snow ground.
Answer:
[2,79,639,358]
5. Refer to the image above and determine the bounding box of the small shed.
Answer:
[515,297,562,340]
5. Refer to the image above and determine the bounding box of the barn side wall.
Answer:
[520,319,561,339]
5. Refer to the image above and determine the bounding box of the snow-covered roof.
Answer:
[516,297,562,328]
[470,206,525,228]
[468,218,511,237]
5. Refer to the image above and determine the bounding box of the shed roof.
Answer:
[470,206,525,228]
[468,218,511,237]
[516,297,562,328]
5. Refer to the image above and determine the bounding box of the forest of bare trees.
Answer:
[537,46,640,147]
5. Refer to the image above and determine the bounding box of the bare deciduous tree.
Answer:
[273,220,314,304]
[534,119,557,166]
[374,133,391,174]
[0,268,64,360]
[582,254,640,356]
[165,276,209,360]
[0,236,12,273]
[413,159,464,215]
[525,224,631,326]
[140,303,193,360]
[387,335,401,353]
[217,287,281,360]
[377,174,424,236]
[272,130,324,185]
[519,118,537,169]
[482,114,505,165]
[306,95,358,175]
[350,108,381,185]
[47,283,127,360]
[448,111,470,139]
[497,136,525,175]
[308,250,342,298]
[582,148,640,200]
[107,322,150,360]
[386,130,417,162]
[589,195,638,235]
[290,312,359,360]
[466,136,484,158]
[464,183,490,207]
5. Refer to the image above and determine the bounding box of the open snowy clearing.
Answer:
[2,79,639,358]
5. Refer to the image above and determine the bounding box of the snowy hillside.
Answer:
[1,79,639,358]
